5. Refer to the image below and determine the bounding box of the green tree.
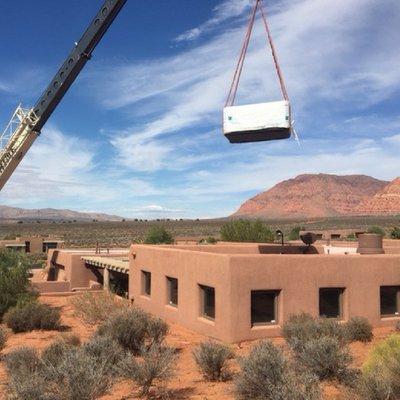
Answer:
[367,226,385,236]
[390,227,400,240]
[0,250,37,320]
[288,226,304,241]
[144,226,174,244]
[220,219,274,243]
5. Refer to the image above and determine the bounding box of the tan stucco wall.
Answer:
[45,243,400,342]
[129,244,400,342]
[47,249,127,290]
[130,245,233,341]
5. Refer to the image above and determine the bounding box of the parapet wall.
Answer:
[130,243,400,342]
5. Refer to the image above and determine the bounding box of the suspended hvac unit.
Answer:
[223,0,294,144]
[223,100,291,143]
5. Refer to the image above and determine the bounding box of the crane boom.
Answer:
[0,0,127,190]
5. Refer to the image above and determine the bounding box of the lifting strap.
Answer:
[225,0,289,107]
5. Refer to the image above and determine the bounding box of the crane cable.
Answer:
[225,0,288,106]
[225,0,300,144]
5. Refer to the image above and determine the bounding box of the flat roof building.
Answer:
[38,238,400,342]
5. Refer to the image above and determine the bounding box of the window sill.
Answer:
[251,323,280,331]
[165,304,178,311]
[198,316,215,326]
[381,315,400,321]
[140,294,151,301]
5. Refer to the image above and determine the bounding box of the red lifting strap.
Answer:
[225,0,289,107]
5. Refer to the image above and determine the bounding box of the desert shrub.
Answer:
[5,347,47,400]
[0,249,37,320]
[193,341,233,381]
[41,334,81,368]
[96,308,168,354]
[61,332,81,346]
[4,301,61,333]
[71,291,130,325]
[7,336,124,400]
[346,233,357,241]
[199,236,218,244]
[82,335,125,368]
[282,313,346,353]
[357,371,392,400]
[344,317,373,342]
[359,334,400,400]
[367,226,385,236]
[289,226,304,241]
[220,219,274,243]
[5,346,40,374]
[391,227,400,239]
[146,317,169,348]
[144,226,174,244]
[119,344,177,398]
[235,340,320,400]
[295,336,357,384]
[0,326,6,353]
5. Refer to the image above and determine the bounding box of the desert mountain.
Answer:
[234,174,392,219]
[0,205,123,222]
[357,178,400,215]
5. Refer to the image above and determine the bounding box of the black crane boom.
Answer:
[0,0,127,190]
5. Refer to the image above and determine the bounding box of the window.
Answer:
[251,290,279,326]
[141,270,151,296]
[167,277,178,307]
[200,285,215,320]
[319,288,344,318]
[380,286,400,316]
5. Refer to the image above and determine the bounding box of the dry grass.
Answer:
[70,291,130,325]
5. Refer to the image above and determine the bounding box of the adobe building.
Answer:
[38,236,400,343]
[0,236,64,254]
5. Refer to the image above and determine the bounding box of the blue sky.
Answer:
[0,0,399,219]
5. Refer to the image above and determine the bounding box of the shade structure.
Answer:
[223,100,291,144]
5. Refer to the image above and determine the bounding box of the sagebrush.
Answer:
[282,313,346,353]
[4,301,61,333]
[193,341,233,381]
[235,340,321,400]
[119,344,177,397]
[5,335,124,400]
[294,336,358,384]
[0,326,6,353]
[96,308,168,354]
[344,317,373,343]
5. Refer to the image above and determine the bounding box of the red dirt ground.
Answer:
[0,295,396,399]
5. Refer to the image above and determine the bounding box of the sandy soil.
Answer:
[0,295,396,400]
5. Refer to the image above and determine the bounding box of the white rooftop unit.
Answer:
[223,100,291,143]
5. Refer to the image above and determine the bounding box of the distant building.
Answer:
[0,236,64,254]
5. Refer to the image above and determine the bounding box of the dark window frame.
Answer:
[380,286,400,317]
[319,287,344,319]
[141,270,151,296]
[166,276,178,307]
[251,290,280,327]
[199,284,215,320]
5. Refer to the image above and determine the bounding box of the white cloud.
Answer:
[174,0,252,42]
[90,0,400,174]
[0,127,97,204]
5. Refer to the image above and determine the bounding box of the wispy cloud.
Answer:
[174,0,252,42]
